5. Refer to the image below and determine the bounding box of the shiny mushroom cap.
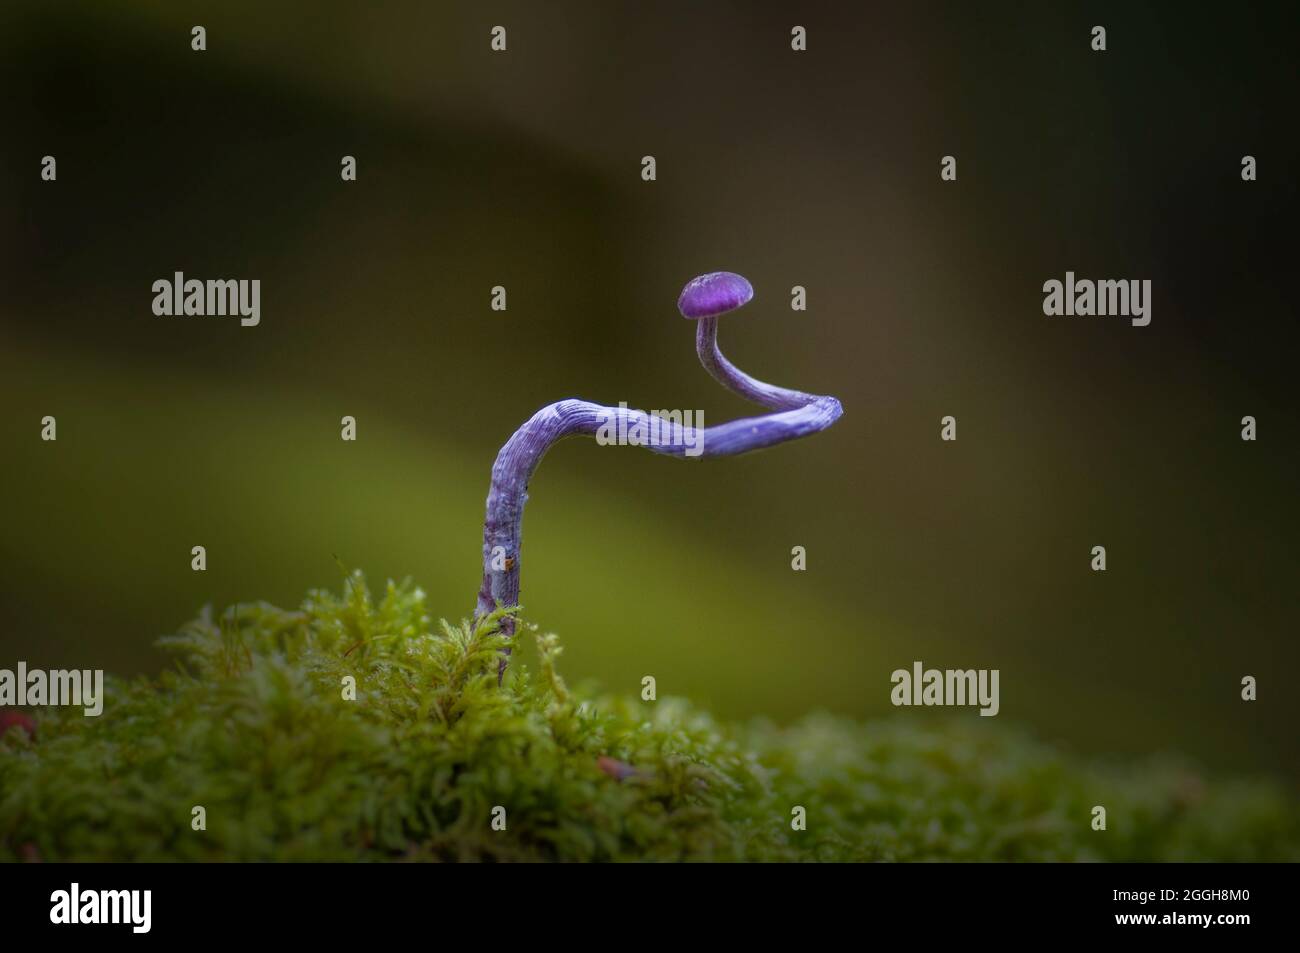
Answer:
[677,271,754,319]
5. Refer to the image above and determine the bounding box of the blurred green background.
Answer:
[1,2,1295,782]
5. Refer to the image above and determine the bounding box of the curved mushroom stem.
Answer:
[694,316,811,411]
[474,317,843,679]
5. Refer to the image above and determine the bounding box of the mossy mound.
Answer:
[2,573,1295,862]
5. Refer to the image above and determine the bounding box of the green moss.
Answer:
[2,572,1295,862]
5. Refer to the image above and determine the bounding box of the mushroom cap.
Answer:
[677,271,754,319]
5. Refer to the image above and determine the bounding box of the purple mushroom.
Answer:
[474,271,843,677]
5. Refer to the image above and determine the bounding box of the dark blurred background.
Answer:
[1,2,1296,781]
